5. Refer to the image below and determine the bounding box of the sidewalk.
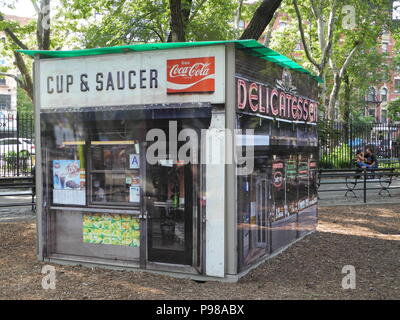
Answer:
[0,193,35,222]
[318,176,400,206]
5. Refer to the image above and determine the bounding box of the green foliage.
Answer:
[269,0,399,121]
[17,87,33,115]
[388,99,400,121]
[58,0,240,47]
[319,143,352,168]
[3,150,31,172]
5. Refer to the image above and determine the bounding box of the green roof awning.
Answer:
[18,39,322,83]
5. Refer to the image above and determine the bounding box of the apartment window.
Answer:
[380,87,388,102]
[279,22,287,29]
[381,110,388,122]
[0,94,11,110]
[368,108,376,118]
[382,42,389,52]
[367,87,376,101]
[395,79,400,93]
[0,77,6,86]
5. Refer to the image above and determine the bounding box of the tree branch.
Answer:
[320,0,337,73]
[189,0,207,22]
[30,0,41,14]
[339,42,361,78]
[263,10,278,47]
[0,14,30,50]
[234,0,244,29]
[13,51,33,101]
[0,72,23,87]
[239,0,282,40]
[292,0,320,70]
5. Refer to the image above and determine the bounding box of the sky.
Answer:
[1,0,37,17]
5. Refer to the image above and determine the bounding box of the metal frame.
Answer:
[224,43,237,276]
[34,57,45,261]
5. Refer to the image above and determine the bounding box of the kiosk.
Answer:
[21,40,320,281]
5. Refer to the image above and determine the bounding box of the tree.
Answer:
[270,0,396,120]
[339,47,390,122]
[388,99,400,121]
[239,0,282,40]
[0,0,51,100]
[0,0,282,101]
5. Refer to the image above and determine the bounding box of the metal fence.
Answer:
[0,112,35,177]
[318,121,400,168]
[1,115,400,173]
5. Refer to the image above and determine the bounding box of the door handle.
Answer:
[139,211,149,219]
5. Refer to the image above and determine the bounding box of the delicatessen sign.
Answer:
[236,76,318,123]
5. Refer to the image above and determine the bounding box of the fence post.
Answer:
[16,113,20,177]
[363,167,367,203]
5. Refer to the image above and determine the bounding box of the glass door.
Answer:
[146,160,194,265]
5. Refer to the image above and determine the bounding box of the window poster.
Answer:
[53,160,86,205]
[129,186,141,203]
[129,154,140,169]
[82,213,140,247]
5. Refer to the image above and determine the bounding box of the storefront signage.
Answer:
[38,46,225,109]
[272,161,284,189]
[167,56,215,94]
[236,76,318,123]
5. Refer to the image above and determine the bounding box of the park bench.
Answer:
[379,158,400,167]
[317,167,400,203]
[0,176,35,211]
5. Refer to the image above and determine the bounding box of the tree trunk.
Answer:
[263,11,278,47]
[234,0,244,30]
[14,52,34,101]
[343,72,351,123]
[37,0,51,50]
[169,0,186,42]
[327,73,341,120]
[239,0,282,40]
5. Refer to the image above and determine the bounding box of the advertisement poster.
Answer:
[129,186,141,203]
[272,160,285,220]
[82,213,140,247]
[53,160,85,205]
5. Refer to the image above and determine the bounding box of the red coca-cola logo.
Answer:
[167,56,215,94]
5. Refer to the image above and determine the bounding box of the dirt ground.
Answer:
[0,205,399,300]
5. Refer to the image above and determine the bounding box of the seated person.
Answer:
[364,147,378,169]
[356,150,369,168]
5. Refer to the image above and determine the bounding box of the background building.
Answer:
[0,15,32,112]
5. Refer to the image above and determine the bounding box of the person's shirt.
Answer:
[365,153,378,165]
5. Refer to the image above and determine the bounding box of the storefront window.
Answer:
[236,114,318,272]
[90,141,140,205]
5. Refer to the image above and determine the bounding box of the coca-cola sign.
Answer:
[167,56,215,94]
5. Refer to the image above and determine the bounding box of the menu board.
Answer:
[53,160,86,205]
[82,213,140,247]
